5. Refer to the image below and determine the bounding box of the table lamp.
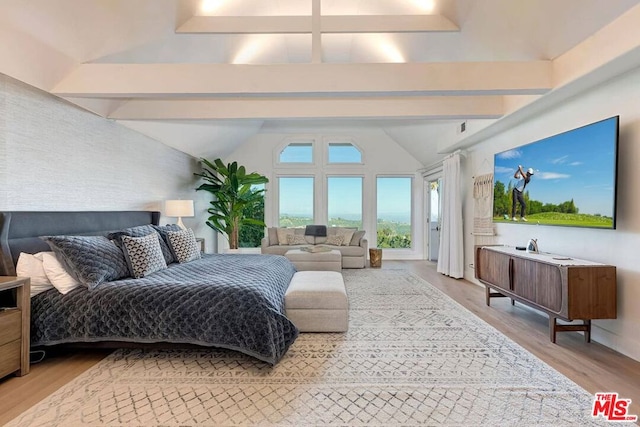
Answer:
[165,200,194,230]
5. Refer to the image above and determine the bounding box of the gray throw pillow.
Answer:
[121,233,168,278]
[166,228,202,264]
[42,235,130,289]
[151,224,182,263]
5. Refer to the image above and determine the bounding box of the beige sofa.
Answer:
[261,226,368,269]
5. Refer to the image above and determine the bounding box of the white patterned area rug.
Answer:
[8,269,625,426]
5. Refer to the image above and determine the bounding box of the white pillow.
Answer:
[41,252,81,294]
[16,252,55,297]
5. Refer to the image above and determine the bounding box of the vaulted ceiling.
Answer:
[2,0,640,164]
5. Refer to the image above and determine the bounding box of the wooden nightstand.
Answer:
[0,277,30,378]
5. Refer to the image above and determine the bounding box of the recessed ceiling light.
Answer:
[415,0,436,13]
[370,35,405,63]
[379,41,405,63]
[200,0,225,14]
[233,37,267,64]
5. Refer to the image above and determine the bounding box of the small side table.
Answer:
[196,237,205,253]
[369,248,382,268]
[0,277,31,378]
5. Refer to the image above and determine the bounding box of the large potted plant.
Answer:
[195,158,269,250]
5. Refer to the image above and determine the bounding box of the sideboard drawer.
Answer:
[0,310,21,346]
[0,339,21,378]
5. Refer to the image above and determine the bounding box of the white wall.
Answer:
[0,74,214,251]
[462,66,640,361]
[226,128,425,259]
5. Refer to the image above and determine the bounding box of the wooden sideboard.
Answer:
[475,246,617,343]
[0,277,30,378]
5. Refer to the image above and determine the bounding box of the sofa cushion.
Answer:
[335,245,367,257]
[262,243,365,258]
[270,227,314,244]
[329,227,355,246]
[268,227,279,246]
[265,226,364,250]
[350,230,366,246]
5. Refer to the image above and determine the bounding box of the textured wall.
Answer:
[0,74,214,251]
[463,67,640,362]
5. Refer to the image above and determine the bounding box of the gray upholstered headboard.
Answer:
[0,211,160,276]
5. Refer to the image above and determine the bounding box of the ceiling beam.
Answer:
[177,16,311,34]
[321,15,458,33]
[176,14,458,34]
[52,62,551,97]
[107,96,504,120]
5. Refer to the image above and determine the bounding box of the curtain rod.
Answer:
[444,149,463,160]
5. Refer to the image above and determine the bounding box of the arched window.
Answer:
[327,141,362,163]
[279,141,313,163]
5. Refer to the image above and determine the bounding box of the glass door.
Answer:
[427,178,442,261]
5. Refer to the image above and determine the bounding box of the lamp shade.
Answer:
[165,200,194,217]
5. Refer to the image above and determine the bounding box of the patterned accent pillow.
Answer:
[109,224,176,265]
[42,235,130,289]
[276,228,295,245]
[287,234,308,245]
[151,224,182,263]
[333,227,355,247]
[325,235,344,246]
[166,228,202,264]
[121,233,168,278]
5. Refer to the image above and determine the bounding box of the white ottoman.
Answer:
[284,249,342,272]
[285,271,349,332]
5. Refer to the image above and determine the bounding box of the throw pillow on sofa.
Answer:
[350,230,366,246]
[277,228,295,245]
[287,234,308,245]
[332,227,354,247]
[325,235,344,246]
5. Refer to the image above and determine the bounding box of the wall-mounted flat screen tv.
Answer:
[493,116,619,229]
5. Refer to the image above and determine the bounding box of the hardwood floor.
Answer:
[397,260,640,419]
[1,260,639,425]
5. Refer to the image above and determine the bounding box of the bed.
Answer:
[0,211,298,365]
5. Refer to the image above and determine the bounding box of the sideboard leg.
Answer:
[549,316,557,343]
[485,286,491,306]
[585,320,591,343]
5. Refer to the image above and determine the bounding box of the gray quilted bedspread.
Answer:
[30,254,298,364]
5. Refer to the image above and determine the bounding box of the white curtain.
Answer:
[437,153,464,278]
